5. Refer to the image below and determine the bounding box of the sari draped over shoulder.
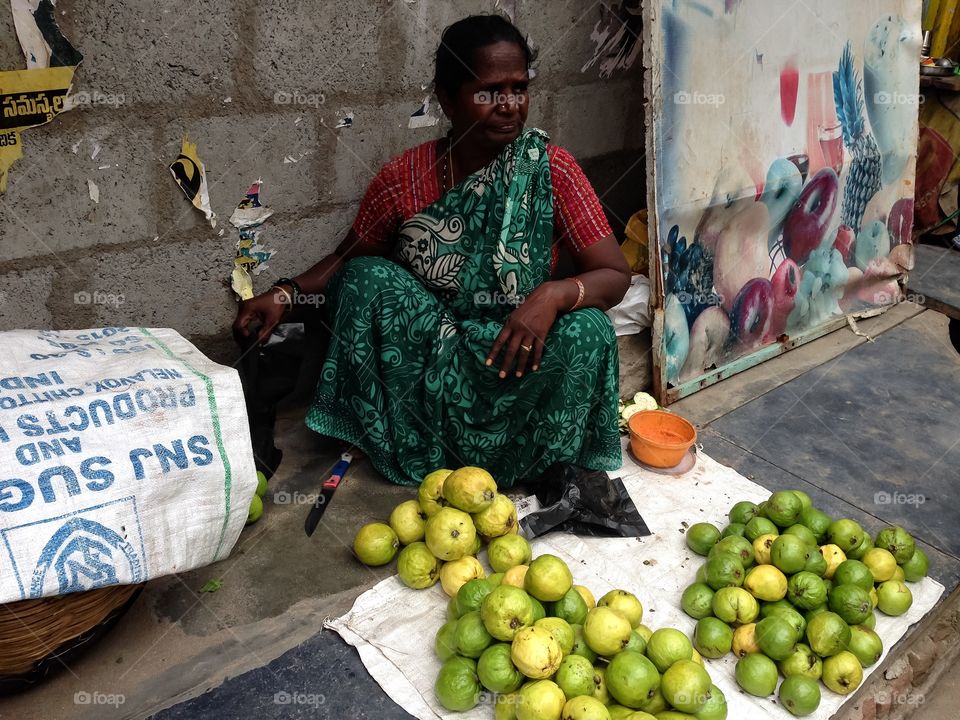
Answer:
[306,129,621,487]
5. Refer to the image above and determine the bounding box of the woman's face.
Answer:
[441,41,530,152]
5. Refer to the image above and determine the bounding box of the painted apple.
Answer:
[695,195,753,256]
[782,169,840,265]
[863,183,898,229]
[714,202,771,312]
[694,163,760,253]
[766,259,801,341]
[857,257,901,306]
[854,221,891,270]
[680,306,731,383]
[833,225,856,264]
[730,278,774,350]
[889,243,914,271]
[840,266,865,312]
[887,198,914,246]
[664,293,691,385]
[762,158,804,252]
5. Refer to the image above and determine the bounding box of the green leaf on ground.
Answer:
[199,578,224,593]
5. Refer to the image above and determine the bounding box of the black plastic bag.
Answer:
[238,322,306,478]
[518,463,651,539]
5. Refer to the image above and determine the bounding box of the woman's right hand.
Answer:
[232,287,289,345]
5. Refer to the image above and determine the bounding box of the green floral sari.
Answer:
[306,129,621,487]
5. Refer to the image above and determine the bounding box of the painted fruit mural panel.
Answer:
[650,1,920,388]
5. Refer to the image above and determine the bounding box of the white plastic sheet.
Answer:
[605,274,652,337]
[328,443,944,720]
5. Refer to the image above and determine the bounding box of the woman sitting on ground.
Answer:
[234,14,631,487]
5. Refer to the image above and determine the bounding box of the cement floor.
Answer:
[1,302,958,720]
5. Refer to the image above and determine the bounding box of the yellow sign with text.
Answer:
[0,65,75,191]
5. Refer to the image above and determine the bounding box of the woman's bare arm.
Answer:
[486,234,632,376]
[544,234,632,312]
[233,231,393,342]
[290,230,392,296]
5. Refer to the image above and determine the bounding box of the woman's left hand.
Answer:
[486,283,563,378]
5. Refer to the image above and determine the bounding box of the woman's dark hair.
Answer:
[434,15,535,96]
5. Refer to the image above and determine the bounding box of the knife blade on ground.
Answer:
[304,452,353,536]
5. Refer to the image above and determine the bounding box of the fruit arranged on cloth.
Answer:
[681,491,928,715]
[617,392,660,432]
[431,552,725,718]
[351,466,526,593]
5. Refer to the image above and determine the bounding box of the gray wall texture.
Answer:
[0,0,644,360]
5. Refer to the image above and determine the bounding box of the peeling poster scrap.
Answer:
[169,136,217,227]
[230,180,276,300]
[12,0,83,69]
[581,0,642,78]
[408,96,439,129]
[1,0,83,191]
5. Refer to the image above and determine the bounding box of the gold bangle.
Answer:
[273,285,293,307]
[569,278,585,311]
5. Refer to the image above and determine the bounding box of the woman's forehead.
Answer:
[469,42,528,83]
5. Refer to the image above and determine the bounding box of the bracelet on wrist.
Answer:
[272,285,294,308]
[569,277,585,311]
[276,276,303,301]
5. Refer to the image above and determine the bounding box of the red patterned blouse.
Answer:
[350,139,613,268]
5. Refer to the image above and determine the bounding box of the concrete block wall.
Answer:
[0,0,644,360]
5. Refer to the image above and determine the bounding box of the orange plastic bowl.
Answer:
[628,410,697,468]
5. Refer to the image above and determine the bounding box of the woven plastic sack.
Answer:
[0,327,257,602]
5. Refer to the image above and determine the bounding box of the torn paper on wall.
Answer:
[334,111,354,129]
[0,129,23,191]
[0,65,77,191]
[581,0,642,78]
[12,0,83,69]
[0,1,82,190]
[408,96,439,129]
[87,178,98,203]
[494,0,517,22]
[230,180,276,300]
[169,136,217,227]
